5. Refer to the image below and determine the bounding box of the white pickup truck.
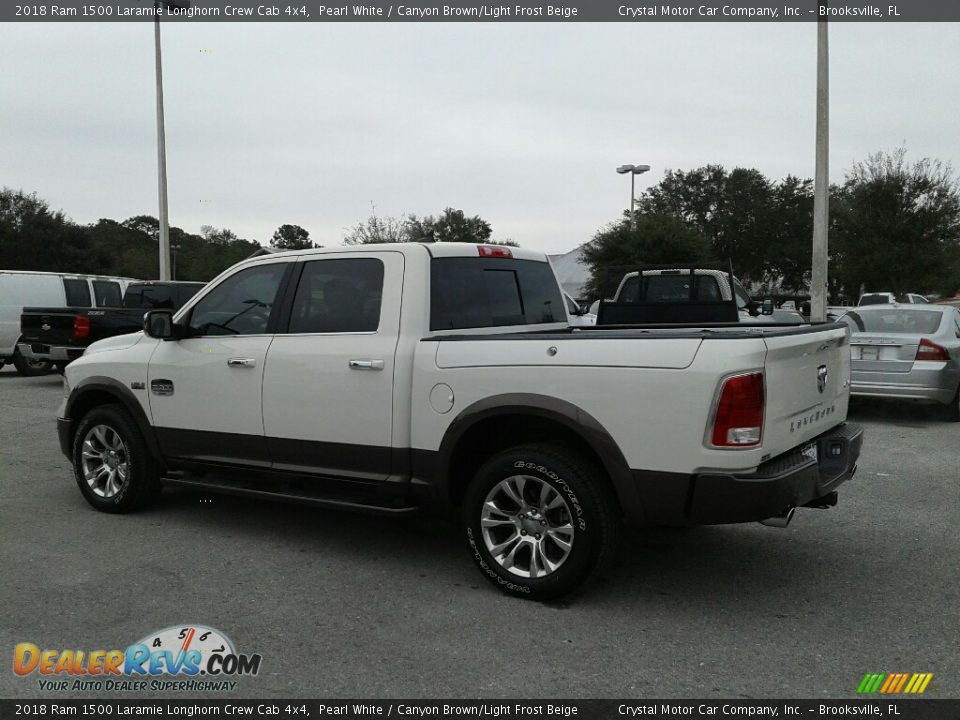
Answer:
[57,243,863,599]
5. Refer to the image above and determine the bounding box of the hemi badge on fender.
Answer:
[151,379,174,396]
[131,382,145,390]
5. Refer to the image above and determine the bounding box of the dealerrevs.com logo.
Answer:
[13,625,262,692]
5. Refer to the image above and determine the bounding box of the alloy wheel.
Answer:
[480,475,575,579]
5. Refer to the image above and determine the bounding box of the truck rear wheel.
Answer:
[72,405,161,513]
[462,444,620,600]
[12,347,52,376]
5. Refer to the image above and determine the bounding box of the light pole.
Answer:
[616,164,651,230]
[810,9,829,323]
[153,0,190,280]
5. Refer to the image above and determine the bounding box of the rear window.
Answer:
[618,274,722,303]
[63,279,91,307]
[125,285,176,309]
[858,294,893,306]
[430,258,563,330]
[92,281,122,307]
[842,309,944,335]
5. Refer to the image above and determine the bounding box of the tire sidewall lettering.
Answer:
[466,528,531,594]
[513,459,587,531]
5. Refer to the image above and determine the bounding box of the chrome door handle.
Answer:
[349,359,384,371]
[227,358,257,368]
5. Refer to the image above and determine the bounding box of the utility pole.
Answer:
[153,0,190,280]
[810,12,829,323]
[154,0,170,280]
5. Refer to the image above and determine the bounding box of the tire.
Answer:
[12,347,52,376]
[940,385,960,422]
[462,444,621,601]
[71,405,161,513]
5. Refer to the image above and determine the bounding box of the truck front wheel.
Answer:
[462,444,620,600]
[71,405,161,513]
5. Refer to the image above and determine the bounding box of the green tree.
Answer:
[580,214,714,300]
[271,224,313,250]
[343,207,514,246]
[639,166,776,283]
[406,207,493,243]
[342,213,410,245]
[767,175,815,293]
[832,149,960,296]
[0,188,103,273]
[200,225,238,245]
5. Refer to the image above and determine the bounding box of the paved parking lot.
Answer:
[1,365,957,699]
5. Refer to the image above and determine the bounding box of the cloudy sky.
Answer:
[2,21,958,253]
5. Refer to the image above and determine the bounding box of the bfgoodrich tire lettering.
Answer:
[72,404,161,513]
[462,444,620,600]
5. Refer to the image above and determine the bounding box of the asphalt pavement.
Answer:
[1,364,957,700]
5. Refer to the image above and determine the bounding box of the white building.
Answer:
[548,244,592,302]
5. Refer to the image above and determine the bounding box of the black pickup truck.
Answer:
[19,281,204,371]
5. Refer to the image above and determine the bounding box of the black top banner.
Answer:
[2,700,960,720]
[3,0,960,22]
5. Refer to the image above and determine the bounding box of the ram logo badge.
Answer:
[817,365,828,394]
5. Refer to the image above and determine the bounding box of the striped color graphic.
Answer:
[857,673,933,694]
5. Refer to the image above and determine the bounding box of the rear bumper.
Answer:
[18,342,84,363]
[632,423,864,526]
[851,371,957,404]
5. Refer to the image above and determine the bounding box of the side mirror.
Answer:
[144,310,174,340]
[761,298,775,315]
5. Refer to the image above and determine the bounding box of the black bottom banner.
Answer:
[1,700,958,720]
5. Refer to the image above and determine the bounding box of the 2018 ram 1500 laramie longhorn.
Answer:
[57,243,863,599]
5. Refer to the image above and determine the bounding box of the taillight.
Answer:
[477,245,512,258]
[916,338,949,361]
[710,372,765,447]
[73,316,90,339]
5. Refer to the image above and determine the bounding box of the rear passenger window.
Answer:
[288,259,384,334]
[63,279,91,307]
[93,281,122,307]
[430,258,563,330]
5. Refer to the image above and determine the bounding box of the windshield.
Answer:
[842,309,943,335]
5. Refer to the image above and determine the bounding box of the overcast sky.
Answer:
[1,21,958,253]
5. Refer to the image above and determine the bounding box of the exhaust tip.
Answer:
[759,507,796,528]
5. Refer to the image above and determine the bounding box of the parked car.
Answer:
[19,280,204,371]
[58,243,861,599]
[0,270,135,375]
[841,304,960,420]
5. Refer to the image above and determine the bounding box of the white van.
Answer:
[0,271,136,375]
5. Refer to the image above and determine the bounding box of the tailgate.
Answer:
[19,308,77,345]
[762,325,851,456]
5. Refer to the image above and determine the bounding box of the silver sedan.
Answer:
[841,304,960,421]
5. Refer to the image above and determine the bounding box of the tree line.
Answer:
[0,191,509,282]
[583,149,960,301]
[3,148,958,298]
